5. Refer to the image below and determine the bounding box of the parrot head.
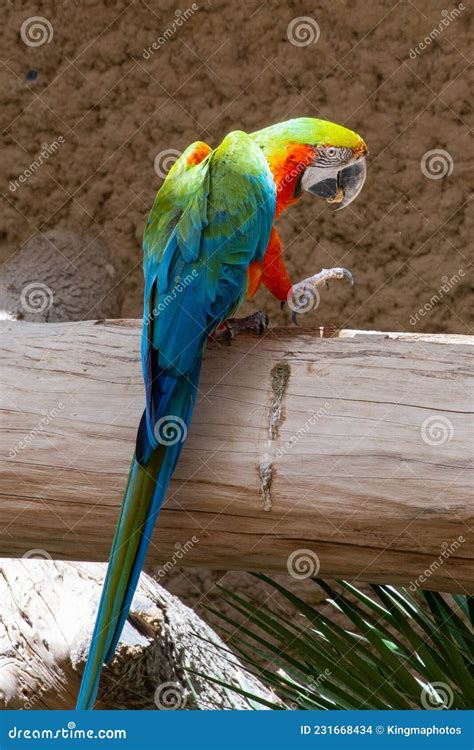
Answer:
[251,117,368,213]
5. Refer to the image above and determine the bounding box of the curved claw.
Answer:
[342,268,354,285]
[286,267,354,325]
[259,312,270,335]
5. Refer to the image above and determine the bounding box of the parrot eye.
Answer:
[326,147,337,158]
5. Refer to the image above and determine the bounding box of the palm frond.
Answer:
[197,577,472,710]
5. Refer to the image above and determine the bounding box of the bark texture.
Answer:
[1,320,472,592]
[0,560,274,710]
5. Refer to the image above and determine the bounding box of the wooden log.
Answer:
[0,559,273,710]
[1,320,472,592]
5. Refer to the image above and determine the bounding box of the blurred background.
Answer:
[1,0,472,613]
[2,0,472,332]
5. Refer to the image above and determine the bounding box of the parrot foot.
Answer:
[214,311,269,344]
[228,310,269,335]
[283,267,354,325]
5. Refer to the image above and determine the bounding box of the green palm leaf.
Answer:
[196,578,472,710]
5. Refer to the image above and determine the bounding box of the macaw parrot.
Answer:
[76,117,368,709]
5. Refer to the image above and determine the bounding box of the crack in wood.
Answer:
[259,459,273,513]
[269,362,291,440]
[260,362,291,512]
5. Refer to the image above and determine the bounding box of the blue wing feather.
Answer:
[76,131,276,710]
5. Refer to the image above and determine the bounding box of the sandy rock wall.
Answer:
[1,0,471,333]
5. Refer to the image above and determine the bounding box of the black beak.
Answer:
[335,157,367,210]
[305,177,339,200]
[303,157,367,210]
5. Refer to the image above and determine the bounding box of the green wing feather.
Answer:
[76,131,276,710]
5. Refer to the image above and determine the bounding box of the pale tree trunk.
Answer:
[1,320,472,592]
[1,245,472,712]
[0,560,274,710]
[0,241,274,711]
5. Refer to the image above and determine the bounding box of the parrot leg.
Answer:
[214,311,269,344]
[284,267,354,325]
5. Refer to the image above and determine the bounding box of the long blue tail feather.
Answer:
[76,363,201,710]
